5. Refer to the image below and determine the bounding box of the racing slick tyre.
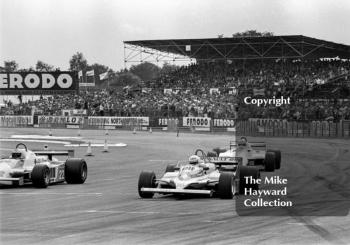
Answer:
[65,158,88,184]
[268,150,281,169]
[264,152,276,172]
[218,172,235,199]
[138,171,156,198]
[239,166,260,194]
[165,164,176,173]
[31,164,50,188]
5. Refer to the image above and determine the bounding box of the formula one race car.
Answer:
[210,137,281,172]
[0,143,88,188]
[138,149,260,199]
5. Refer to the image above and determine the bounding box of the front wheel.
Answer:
[138,171,156,198]
[32,164,50,188]
[217,172,235,199]
[264,152,276,172]
[65,158,88,184]
[268,150,281,169]
[239,166,260,194]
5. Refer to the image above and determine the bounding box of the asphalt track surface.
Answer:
[0,128,349,245]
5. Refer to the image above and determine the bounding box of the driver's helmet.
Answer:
[237,139,247,147]
[188,155,201,165]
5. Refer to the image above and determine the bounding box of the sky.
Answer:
[1,0,350,71]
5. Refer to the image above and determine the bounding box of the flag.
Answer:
[86,70,95,85]
[99,71,109,81]
[253,88,265,96]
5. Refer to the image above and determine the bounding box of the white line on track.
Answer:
[202,220,228,223]
[0,192,102,196]
[83,210,201,215]
[0,138,71,144]
[11,135,82,140]
[64,143,127,147]
[148,159,179,162]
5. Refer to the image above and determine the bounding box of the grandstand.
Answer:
[1,34,350,136]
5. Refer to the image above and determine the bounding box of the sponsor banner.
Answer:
[228,87,237,95]
[248,118,287,127]
[195,127,210,131]
[213,118,236,127]
[0,72,78,95]
[155,118,179,127]
[62,109,87,116]
[142,88,152,93]
[88,117,149,126]
[66,125,80,129]
[210,88,220,95]
[0,115,33,126]
[38,116,83,125]
[253,88,265,96]
[183,117,211,128]
[164,89,172,94]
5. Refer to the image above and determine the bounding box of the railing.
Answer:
[1,115,349,138]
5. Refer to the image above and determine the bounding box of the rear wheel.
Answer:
[264,152,276,172]
[138,171,156,198]
[65,158,88,184]
[217,172,235,199]
[32,164,50,188]
[239,166,260,194]
[268,150,281,169]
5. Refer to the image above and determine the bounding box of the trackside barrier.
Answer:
[236,119,350,138]
[1,115,350,138]
[87,117,149,131]
[0,115,33,127]
[37,116,84,129]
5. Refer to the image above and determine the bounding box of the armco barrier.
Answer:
[1,115,349,138]
[0,115,33,127]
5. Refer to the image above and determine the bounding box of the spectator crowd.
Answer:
[1,59,350,121]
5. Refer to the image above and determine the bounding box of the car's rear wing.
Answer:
[33,150,74,160]
[206,156,242,165]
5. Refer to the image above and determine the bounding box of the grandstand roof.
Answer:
[124,35,350,62]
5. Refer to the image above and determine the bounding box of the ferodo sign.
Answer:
[38,116,83,125]
[0,72,78,95]
[183,117,211,127]
[213,118,236,127]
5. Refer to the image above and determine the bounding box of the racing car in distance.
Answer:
[210,137,281,172]
[138,149,260,199]
[0,143,87,188]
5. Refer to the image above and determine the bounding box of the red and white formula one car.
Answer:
[138,149,260,199]
[0,143,87,188]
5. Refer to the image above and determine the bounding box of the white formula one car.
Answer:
[210,137,281,172]
[0,143,87,188]
[138,149,260,199]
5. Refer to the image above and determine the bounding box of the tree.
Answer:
[36,60,54,71]
[69,52,88,71]
[4,60,18,72]
[129,62,160,82]
[88,63,109,75]
[232,30,274,38]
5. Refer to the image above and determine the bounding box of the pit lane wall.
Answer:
[1,115,350,138]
